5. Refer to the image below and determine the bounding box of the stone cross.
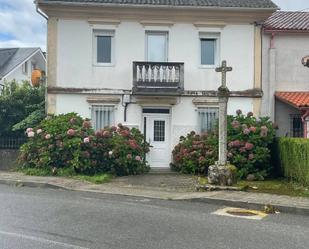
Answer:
[215,60,232,88]
[216,60,232,166]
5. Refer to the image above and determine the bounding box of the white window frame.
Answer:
[145,31,169,62]
[22,61,28,74]
[199,32,220,68]
[31,62,36,71]
[91,105,115,130]
[93,29,115,66]
[197,106,219,133]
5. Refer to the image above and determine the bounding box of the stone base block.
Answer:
[208,164,237,186]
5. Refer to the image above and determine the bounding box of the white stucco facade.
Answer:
[40,3,273,167]
[55,19,255,91]
[261,33,309,137]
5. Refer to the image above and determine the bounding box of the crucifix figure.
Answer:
[216,60,232,166]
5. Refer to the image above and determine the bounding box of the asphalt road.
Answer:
[0,184,308,249]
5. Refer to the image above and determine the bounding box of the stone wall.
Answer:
[0,150,19,171]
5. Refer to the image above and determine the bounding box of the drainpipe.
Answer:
[35,1,48,20]
[270,33,275,49]
[301,109,309,138]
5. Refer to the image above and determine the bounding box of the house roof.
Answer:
[0,48,41,79]
[275,92,309,109]
[37,0,278,9]
[264,11,309,32]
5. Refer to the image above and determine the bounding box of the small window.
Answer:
[200,33,220,66]
[290,114,303,137]
[198,107,219,133]
[93,30,114,65]
[22,62,28,74]
[153,120,165,142]
[91,105,115,130]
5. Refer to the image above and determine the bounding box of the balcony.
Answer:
[132,61,184,95]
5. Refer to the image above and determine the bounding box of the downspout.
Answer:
[35,1,48,20]
[270,32,275,49]
[301,109,309,138]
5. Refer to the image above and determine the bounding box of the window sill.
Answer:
[93,63,115,67]
[198,65,217,69]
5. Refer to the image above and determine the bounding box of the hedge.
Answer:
[278,137,309,186]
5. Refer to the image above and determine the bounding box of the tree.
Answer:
[0,80,45,136]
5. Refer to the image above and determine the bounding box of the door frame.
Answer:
[142,107,171,168]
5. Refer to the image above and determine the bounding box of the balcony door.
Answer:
[146,31,168,62]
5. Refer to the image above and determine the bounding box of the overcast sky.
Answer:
[0,0,308,51]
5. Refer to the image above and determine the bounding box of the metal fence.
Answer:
[0,136,27,149]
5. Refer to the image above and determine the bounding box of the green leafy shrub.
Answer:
[19,113,150,176]
[277,138,309,186]
[171,110,276,178]
[0,80,45,136]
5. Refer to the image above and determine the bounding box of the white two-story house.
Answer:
[37,0,277,168]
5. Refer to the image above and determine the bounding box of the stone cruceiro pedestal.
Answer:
[208,60,237,186]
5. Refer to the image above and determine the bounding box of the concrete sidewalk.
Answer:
[0,171,309,215]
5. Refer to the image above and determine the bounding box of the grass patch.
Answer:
[18,168,113,184]
[71,174,113,184]
[20,167,52,176]
[197,177,309,197]
[237,179,309,198]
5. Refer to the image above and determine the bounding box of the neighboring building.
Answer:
[37,0,277,168]
[262,11,309,138]
[0,48,46,84]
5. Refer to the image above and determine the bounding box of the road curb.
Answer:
[187,197,309,216]
[0,179,67,191]
[0,179,308,216]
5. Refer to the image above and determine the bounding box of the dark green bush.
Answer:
[278,138,309,186]
[0,80,45,136]
[19,113,150,176]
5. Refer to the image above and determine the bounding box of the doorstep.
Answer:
[149,167,175,174]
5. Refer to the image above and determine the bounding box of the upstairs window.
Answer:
[93,30,114,65]
[198,107,219,133]
[91,105,115,130]
[200,33,220,66]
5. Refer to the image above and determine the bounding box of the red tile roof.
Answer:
[264,11,309,32]
[275,92,309,108]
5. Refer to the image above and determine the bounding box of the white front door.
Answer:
[143,112,170,168]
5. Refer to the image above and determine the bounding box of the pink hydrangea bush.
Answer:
[170,131,218,174]
[94,124,150,176]
[171,111,276,178]
[19,113,150,176]
[227,111,276,178]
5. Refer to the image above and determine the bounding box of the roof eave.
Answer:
[264,29,309,34]
[37,1,278,12]
[275,94,300,110]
